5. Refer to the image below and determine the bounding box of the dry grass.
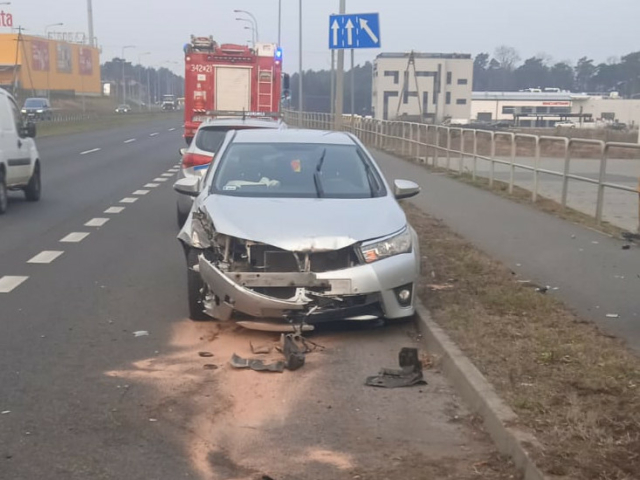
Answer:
[405,203,640,479]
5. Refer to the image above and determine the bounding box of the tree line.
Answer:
[101,59,184,104]
[474,46,640,96]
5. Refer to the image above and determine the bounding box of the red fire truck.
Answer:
[182,35,289,144]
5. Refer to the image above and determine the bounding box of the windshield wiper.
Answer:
[313,148,327,198]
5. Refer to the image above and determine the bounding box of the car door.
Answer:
[3,97,31,186]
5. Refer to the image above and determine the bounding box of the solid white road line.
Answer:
[133,190,149,195]
[154,178,168,182]
[124,138,137,144]
[85,218,110,227]
[80,148,101,155]
[0,276,29,293]
[144,183,159,188]
[105,206,125,214]
[28,251,64,264]
[120,197,138,204]
[60,232,90,243]
[150,132,159,137]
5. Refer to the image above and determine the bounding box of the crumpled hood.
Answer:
[201,195,407,251]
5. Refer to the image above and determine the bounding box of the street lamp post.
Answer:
[278,0,282,46]
[45,22,63,100]
[138,52,150,111]
[121,45,135,104]
[244,26,256,45]
[298,0,302,115]
[236,18,256,46]
[234,10,259,42]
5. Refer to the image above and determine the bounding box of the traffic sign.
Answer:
[329,13,381,50]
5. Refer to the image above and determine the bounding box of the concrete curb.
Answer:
[415,302,548,480]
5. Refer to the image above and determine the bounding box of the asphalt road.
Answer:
[373,149,640,352]
[0,121,507,480]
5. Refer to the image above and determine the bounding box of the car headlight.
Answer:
[360,228,412,263]
[37,109,43,113]
[21,109,26,113]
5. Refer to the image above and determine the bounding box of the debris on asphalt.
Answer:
[1,411,10,415]
[229,354,285,373]
[198,351,214,358]
[622,244,631,250]
[250,342,274,355]
[282,334,305,371]
[606,314,620,319]
[203,364,218,370]
[365,347,427,388]
[133,331,149,337]
[622,232,640,242]
[592,241,599,245]
[149,418,158,422]
[427,283,455,291]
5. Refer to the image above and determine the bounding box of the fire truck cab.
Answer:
[183,35,288,145]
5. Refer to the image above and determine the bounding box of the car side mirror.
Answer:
[179,148,187,156]
[394,179,421,200]
[20,122,36,139]
[174,177,201,197]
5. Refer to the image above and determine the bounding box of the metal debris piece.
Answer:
[365,347,428,388]
[133,331,149,337]
[606,314,620,319]
[427,284,454,291]
[622,232,640,242]
[282,334,306,371]
[229,353,285,373]
[203,364,218,370]
[622,244,631,250]
[198,351,214,358]
[250,342,274,355]
[1,411,10,415]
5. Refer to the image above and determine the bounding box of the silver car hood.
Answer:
[202,195,406,251]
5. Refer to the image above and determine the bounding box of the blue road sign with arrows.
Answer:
[329,13,381,50]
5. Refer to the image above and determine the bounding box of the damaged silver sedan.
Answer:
[175,129,421,331]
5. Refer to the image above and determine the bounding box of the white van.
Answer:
[0,88,41,214]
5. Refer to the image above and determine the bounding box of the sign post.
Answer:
[329,12,381,129]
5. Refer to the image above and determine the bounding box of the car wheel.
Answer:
[24,162,41,202]
[0,170,8,214]
[187,249,210,321]
[177,203,189,228]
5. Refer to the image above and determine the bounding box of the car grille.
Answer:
[249,245,359,273]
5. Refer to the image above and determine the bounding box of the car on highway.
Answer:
[174,128,421,330]
[21,97,53,121]
[0,89,41,214]
[115,104,131,114]
[175,115,286,226]
[555,120,576,128]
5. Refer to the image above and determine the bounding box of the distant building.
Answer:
[372,52,473,122]
[471,91,640,127]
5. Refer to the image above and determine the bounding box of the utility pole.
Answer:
[277,0,282,46]
[330,49,335,116]
[350,48,355,116]
[334,0,346,129]
[298,0,303,114]
[87,0,94,47]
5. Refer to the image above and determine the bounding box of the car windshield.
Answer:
[195,126,274,154]
[24,99,45,108]
[212,142,385,199]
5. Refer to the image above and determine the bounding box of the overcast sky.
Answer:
[6,0,640,74]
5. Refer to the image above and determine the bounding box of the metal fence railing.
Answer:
[283,111,640,233]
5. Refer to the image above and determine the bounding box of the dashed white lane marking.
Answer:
[105,206,125,214]
[168,128,176,131]
[60,232,90,243]
[133,190,150,195]
[124,138,137,144]
[85,217,110,227]
[161,173,173,177]
[28,251,64,264]
[150,132,159,137]
[154,178,168,182]
[144,183,159,188]
[80,148,101,155]
[120,197,138,204]
[167,168,179,173]
[0,276,29,293]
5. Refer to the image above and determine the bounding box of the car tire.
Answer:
[24,162,41,202]
[187,249,210,321]
[177,204,189,228]
[0,170,8,214]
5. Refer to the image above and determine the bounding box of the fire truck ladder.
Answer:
[257,67,274,111]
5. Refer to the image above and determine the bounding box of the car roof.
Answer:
[198,117,283,129]
[231,128,356,145]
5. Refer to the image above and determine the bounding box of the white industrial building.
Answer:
[372,52,473,122]
[471,91,640,128]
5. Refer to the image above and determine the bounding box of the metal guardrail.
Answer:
[283,111,640,232]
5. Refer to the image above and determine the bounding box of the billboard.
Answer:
[56,43,72,73]
[31,40,50,71]
[78,47,93,75]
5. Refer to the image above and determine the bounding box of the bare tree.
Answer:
[494,45,521,71]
